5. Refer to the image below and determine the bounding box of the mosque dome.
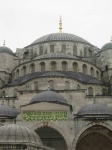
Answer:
[30,90,68,104]
[0,46,13,55]
[0,124,42,144]
[0,104,19,118]
[101,42,112,50]
[31,33,91,45]
[77,103,112,118]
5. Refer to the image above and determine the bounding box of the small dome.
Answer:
[31,33,91,45]
[101,42,112,50]
[77,104,112,117]
[0,105,19,118]
[30,91,67,104]
[0,46,13,55]
[0,124,42,144]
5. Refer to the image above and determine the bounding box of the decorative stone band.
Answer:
[23,111,68,121]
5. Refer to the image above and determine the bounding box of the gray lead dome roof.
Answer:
[31,33,91,45]
[0,105,19,118]
[30,91,67,104]
[101,42,112,50]
[77,104,112,117]
[0,124,42,144]
[0,46,13,55]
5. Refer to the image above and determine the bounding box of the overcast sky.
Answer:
[0,0,112,52]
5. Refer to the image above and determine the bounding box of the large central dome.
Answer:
[31,33,91,45]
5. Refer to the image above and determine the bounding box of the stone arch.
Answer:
[13,88,18,97]
[61,45,66,53]
[73,45,77,56]
[48,80,54,90]
[40,62,45,72]
[50,61,57,71]
[39,46,43,55]
[30,63,35,73]
[50,45,54,53]
[62,61,68,71]
[31,122,71,150]
[90,67,94,76]
[73,62,78,72]
[88,87,93,95]
[72,122,112,150]
[65,81,70,90]
[82,64,88,74]
[21,66,26,76]
[84,47,87,57]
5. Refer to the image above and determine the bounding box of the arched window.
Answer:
[16,69,19,78]
[84,47,87,57]
[39,46,43,55]
[50,45,54,53]
[73,45,77,56]
[30,63,35,73]
[61,45,66,53]
[22,66,26,76]
[34,81,38,90]
[62,61,68,71]
[73,62,78,72]
[77,84,80,89]
[65,81,70,90]
[88,87,93,95]
[13,89,18,97]
[90,67,94,76]
[82,64,88,74]
[96,70,100,79]
[40,62,45,72]
[51,61,57,71]
[102,88,107,95]
[49,80,54,90]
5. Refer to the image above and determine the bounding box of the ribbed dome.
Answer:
[30,91,67,104]
[77,104,112,117]
[0,46,13,55]
[31,33,91,45]
[101,42,112,50]
[0,124,42,144]
[0,105,19,118]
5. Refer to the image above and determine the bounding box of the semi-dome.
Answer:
[0,46,13,55]
[0,124,42,144]
[101,42,112,50]
[77,103,112,118]
[0,104,19,118]
[30,90,67,104]
[31,33,91,45]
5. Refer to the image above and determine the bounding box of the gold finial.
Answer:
[59,16,62,33]
[3,40,5,46]
[110,36,112,42]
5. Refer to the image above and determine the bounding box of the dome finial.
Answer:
[3,40,5,46]
[110,36,112,42]
[59,16,62,33]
